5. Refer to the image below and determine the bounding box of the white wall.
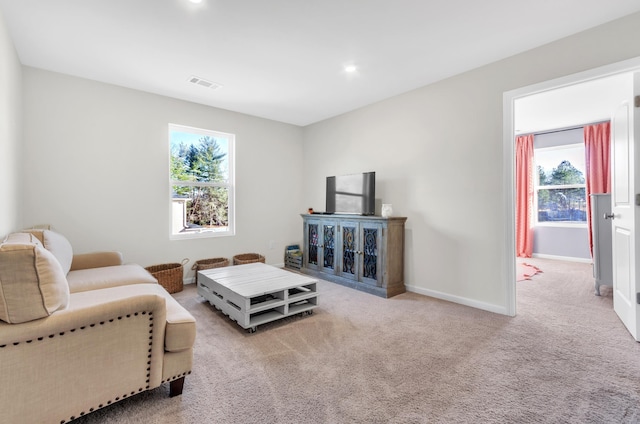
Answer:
[0,9,22,236]
[22,67,304,280]
[302,12,640,313]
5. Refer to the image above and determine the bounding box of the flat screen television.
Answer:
[326,171,375,215]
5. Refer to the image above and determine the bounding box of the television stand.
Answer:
[300,214,406,298]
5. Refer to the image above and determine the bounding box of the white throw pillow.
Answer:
[23,229,74,275]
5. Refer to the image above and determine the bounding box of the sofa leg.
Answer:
[169,377,185,397]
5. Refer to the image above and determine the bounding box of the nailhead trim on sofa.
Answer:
[0,311,154,424]
[162,370,192,385]
[58,311,154,424]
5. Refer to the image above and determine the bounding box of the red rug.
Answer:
[517,263,542,281]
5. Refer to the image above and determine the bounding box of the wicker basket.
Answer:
[233,253,266,265]
[191,257,229,284]
[145,258,188,294]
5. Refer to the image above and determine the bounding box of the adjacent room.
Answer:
[513,74,630,294]
[2,1,640,423]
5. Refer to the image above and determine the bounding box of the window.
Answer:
[169,124,235,239]
[534,143,586,225]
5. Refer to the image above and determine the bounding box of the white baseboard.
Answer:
[405,284,508,315]
[532,253,592,264]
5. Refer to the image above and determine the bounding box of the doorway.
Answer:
[503,57,640,317]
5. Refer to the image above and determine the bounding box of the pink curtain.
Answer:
[515,134,534,258]
[584,121,611,256]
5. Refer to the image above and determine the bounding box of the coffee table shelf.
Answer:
[197,263,318,332]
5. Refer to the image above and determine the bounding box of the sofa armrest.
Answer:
[70,251,124,270]
[0,286,168,424]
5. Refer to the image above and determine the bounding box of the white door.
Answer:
[611,74,640,341]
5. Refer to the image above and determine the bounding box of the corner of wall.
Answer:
[0,8,23,236]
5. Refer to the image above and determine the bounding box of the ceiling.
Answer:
[2,1,640,126]
[515,73,632,134]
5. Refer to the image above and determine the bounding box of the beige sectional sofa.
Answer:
[0,229,196,424]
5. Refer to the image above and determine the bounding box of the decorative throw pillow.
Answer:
[23,229,74,275]
[0,237,70,323]
[3,232,43,247]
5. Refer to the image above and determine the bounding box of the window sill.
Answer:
[534,222,588,229]
[170,230,235,240]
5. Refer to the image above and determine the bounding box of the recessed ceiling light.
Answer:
[189,0,202,3]
[345,65,357,73]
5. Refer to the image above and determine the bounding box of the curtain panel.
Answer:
[584,121,611,256]
[515,134,534,258]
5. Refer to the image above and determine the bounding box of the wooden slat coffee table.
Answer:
[197,263,318,332]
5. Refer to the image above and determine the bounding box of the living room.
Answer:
[4,3,640,316]
[3,2,640,423]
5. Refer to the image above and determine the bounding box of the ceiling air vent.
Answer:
[188,75,222,91]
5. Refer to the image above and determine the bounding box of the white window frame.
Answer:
[169,123,235,240]
[534,143,588,228]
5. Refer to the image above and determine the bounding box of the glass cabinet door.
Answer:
[305,219,337,274]
[339,221,358,281]
[360,223,381,286]
[322,223,336,272]
[306,221,320,270]
[338,221,381,285]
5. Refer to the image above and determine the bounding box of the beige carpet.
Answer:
[73,258,640,423]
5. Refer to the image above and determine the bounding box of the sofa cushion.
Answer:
[0,238,70,324]
[66,264,158,293]
[23,229,73,275]
[163,290,197,352]
[70,251,124,271]
[70,283,196,352]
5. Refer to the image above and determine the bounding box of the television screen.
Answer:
[326,172,375,215]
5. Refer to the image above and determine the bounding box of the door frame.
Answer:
[503,56,640,317]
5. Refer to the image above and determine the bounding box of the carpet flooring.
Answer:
[72,258,640,423]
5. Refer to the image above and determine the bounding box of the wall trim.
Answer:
[405,284,508,315]
[532,253,592,264]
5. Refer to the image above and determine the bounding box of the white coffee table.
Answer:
[197,263,318,332]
